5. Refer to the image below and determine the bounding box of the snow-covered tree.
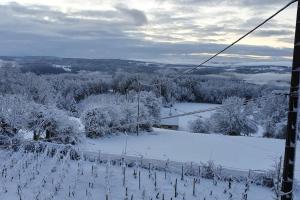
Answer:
[22,73,55,105]
[210,97,257,136]
[82,101,153,138]
[82,105,121,138]
[0,94,34,136]
[44,108,81,144]
[27,106,81,144]
[256,94,288,139]
[263,120,286,139]
[189,118,210,134]
[128,91,161,123]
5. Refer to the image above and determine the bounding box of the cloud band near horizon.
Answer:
[0,0,297,64]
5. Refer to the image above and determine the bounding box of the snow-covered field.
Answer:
[0,146,274,200]
[232,72,291,86]
[79,128,300,182]
[172,103,219,131]
[205,72,291,87]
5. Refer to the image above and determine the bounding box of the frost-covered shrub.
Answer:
[0,135,11,147]
[189,118,210,133]
[0,117,17,138]
[27,106,81,144]
[79,92,160,138]
[82,105,121,138]
[210,97,257,136]
[82,102,153,138]
[263,120,286,139]
[43,108,81,144]
[275,123,287,139]
[0,95,80,144]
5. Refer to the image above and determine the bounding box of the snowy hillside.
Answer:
[79,128,300,180]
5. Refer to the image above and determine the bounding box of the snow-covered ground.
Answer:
[79,128,300,180]
[230,61,291,67]
[163,103,220,131]
[0,147,275,200]
[205,72,291,87]
[233,72,291,86]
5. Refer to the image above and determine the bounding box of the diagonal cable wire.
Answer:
[139,0,297,87]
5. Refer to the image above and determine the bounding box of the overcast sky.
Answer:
[0,0,297,64]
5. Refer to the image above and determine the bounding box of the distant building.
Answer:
[159,107,179,130]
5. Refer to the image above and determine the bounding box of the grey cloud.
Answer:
[0,28,292,63]
[0,2,149,41]
[0,2,147,27]
[116,5,148,26]
[231,0,294,6]
[160,0,295,7]
[0,1,294,64]
[254,29,294,37]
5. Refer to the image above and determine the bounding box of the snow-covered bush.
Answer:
[27,106,48,140]
[263,120,286,139]
[189,118,210,134]
[43,108,81,144]
[82,102,153,138]
[210,97,257,136]
[79,91,160,138]
[82,105,121,138]
[27,106,81,144]
[0,117,17,138]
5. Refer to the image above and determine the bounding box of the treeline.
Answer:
[112,72,280,104]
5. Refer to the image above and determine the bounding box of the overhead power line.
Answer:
[174,0,297,79]
[139,0,297,88]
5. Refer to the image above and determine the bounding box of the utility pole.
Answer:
[160,79,162,97]
[137,80,140,136]
[281,1,300,200]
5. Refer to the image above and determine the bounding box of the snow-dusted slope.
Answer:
[79,128,299,178]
